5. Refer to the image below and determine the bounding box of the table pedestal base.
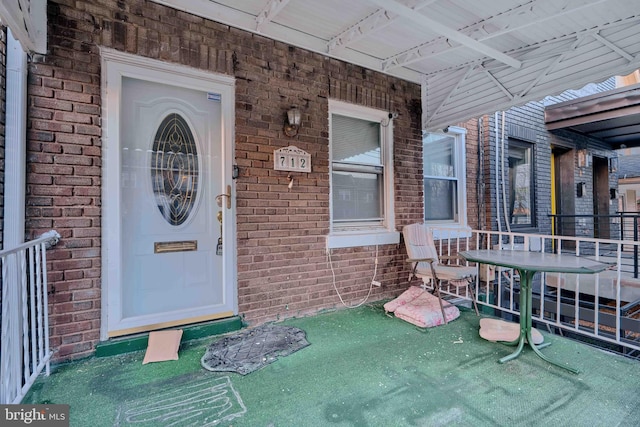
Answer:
[498,270,579,374]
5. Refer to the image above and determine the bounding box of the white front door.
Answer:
[101,50,236,338]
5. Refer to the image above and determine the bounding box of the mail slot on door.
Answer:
[154,240,198,254]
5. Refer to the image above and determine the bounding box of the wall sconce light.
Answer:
[609,157,618,173]
[284,106,301,137]
[610,188,618,199]
[577,182,586,197]
[577,149,592,168]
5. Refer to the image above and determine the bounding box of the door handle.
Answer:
[215,185,232,209]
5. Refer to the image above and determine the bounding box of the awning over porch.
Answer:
[153,0,640,130]
[5,1,640,132]
[545,82,640,149]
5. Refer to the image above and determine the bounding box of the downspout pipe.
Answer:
[477,117,485,230]
[495,112,501,233]
[4,28,28,248]
[501,111,511,233]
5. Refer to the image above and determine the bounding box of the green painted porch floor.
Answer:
[24,303,640,426]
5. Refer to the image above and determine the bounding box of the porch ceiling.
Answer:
[151,0,640,131]
[0,0,46,53]
[545,83,640,149]
[5,1,640,131]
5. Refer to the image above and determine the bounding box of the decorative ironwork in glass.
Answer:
[151,113,199,226]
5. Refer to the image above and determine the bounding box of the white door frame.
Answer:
[100,48,237,340]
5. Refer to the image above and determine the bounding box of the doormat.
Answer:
[201,324,310,375]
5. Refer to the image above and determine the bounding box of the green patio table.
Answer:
[459,249,612,374]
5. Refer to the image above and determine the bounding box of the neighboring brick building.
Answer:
[472,81,619,240]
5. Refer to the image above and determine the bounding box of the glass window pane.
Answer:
[332,171,382,221]
[424,178,457,221]
[151,113,198,226]
[424,134,455,177]
[332,114,381,165]
[509,144,532,226]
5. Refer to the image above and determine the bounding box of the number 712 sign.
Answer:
[273,145,312,172]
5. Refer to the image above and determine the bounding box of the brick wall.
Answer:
[481,104,553,235]
[233,46,422,323]
[504,101,552,234]
[478,85,617,237]
[460,117,480,231]
[27,1,423,361]
[549,129,619,237]
[26,1,103,359]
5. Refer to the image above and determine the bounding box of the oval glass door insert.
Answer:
[151,113,199,226]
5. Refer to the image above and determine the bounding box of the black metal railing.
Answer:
[549,213,640,278]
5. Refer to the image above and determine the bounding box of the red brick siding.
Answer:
[479,115,493,232]
[28,0,423,361]
[460,117,481,232]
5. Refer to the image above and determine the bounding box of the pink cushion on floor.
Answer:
[394,290,460,328]
[383,286,425,313]
[385,286,460,328]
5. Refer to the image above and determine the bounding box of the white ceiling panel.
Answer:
[153,0,640,130]
[0,0,47,53]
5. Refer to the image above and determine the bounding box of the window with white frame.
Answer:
[508,139,535,227]
[328,100,397,248]
[423,127,468,229]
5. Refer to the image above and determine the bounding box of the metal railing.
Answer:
[1,231,60,404]
[549,213,640,277]
[424,226,640,358]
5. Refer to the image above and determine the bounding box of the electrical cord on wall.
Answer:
[327,245,378,308]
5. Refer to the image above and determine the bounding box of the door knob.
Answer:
[215,185,232,209]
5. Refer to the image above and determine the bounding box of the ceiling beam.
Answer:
[419,13,640,78]
[255,0,291,32]
[383,0,608,71]
[593,32,635,62]
[328,9,393,54]
[364,0,521,69]
[0,0,47,53]
[382,40,451,71]
[518,36,584,98]
[426,66,477,126]
[328,0,436,54]
[459,0,608,47]
[482,69,515,101]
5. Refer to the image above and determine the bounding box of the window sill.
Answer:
[327,230,400,249]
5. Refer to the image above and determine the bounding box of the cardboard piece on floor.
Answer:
[142,330,183,364]
[479,318,544,345]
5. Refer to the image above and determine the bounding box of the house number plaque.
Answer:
[273,145,311,173]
